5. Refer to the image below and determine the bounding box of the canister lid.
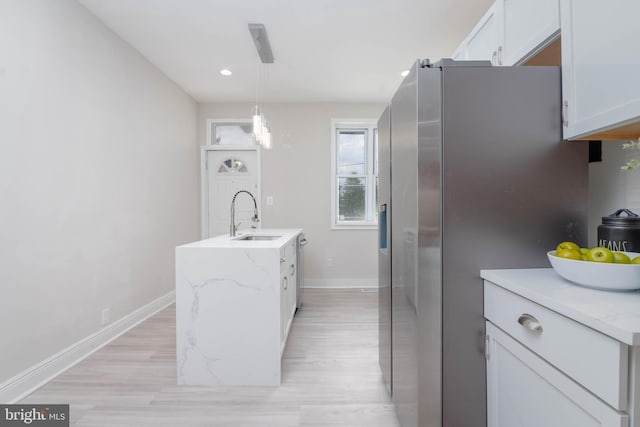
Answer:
[601,208,640,225]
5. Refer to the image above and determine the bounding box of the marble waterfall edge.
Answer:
[175,229,301,386]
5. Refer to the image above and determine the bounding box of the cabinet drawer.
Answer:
[486,322,628,427]
[484,281,628,410]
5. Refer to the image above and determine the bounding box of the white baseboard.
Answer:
[304,278,378,289]
[0,290,175,404]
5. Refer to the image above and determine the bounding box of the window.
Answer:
[206,119,255,146]
[331,119,378,228]
[217,158,249,174]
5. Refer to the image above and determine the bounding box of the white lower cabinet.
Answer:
[279,238,297,352]
[484,279,632,427]
[486,322,628,427]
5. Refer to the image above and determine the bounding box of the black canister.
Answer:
[598,209,640,252]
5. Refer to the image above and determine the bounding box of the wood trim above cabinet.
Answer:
[571,120,640,141]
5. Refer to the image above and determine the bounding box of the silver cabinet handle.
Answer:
[280,257,286,263]
[283,276,288,290]
[497,46,503,65]
[518,313,543,334]
[300,238,308,246]
[290,264,295,276]
[491,50,497,65]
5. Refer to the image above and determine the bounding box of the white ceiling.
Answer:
[79,0,493,103]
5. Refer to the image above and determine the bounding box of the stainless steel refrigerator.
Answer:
[377,59,588,427]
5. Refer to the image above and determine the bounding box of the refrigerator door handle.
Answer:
[379,204,388,252]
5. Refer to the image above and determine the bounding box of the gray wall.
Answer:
[198,103,385,287]
[0,0,198,384]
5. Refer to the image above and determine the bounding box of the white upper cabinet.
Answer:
[560,0,640,140]
[501,0,560,65]
[465,3,501,64]
[452,0,560,66]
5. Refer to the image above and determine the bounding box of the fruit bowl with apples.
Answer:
[548,242,640,291]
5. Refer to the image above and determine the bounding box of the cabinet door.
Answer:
[280,274,287,345]
[486,322,628,427]
[288,261,297,318]
[561,0,640,139]
[466,2,501,64]
[501,0,559,65]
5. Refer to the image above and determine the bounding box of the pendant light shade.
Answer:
[252,106,263,142]
[264,126,272,150]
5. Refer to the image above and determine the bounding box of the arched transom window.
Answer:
[217,158,249,174]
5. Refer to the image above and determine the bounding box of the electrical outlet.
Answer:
[101,308,110,326]
[327,257,333,267]
[266,196,274,206]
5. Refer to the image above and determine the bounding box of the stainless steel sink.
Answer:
[233,234,283,241]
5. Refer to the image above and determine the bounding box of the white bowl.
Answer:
[547,250,640,291]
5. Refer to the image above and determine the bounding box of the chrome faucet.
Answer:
[230,190,259,236]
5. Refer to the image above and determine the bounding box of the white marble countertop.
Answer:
[177,228,303,249]
[481,268,640,346]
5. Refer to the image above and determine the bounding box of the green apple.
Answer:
[556,241,580,253]
[613,252,631,264]
[579,248,589,255]
[587,247,615,263]
[632,257,640,264]
[557,248,581,261]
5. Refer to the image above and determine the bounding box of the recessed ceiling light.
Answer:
[401,70,410,77]
[220,69,232,76]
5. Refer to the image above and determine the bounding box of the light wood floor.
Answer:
[22,289,399,427]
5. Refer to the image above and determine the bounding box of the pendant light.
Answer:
[249,23,274,149]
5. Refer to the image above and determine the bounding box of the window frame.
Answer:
[331,119,378,230]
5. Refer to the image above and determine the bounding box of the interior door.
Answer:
[207,149,259,237]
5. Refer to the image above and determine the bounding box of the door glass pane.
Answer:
[337,130,366,175]
[211,123,254,145]
[338,177,366,221]
[218,157,249,174]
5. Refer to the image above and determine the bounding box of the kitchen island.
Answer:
[176,229,302,386]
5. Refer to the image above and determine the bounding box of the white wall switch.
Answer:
[266,196,274,206]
